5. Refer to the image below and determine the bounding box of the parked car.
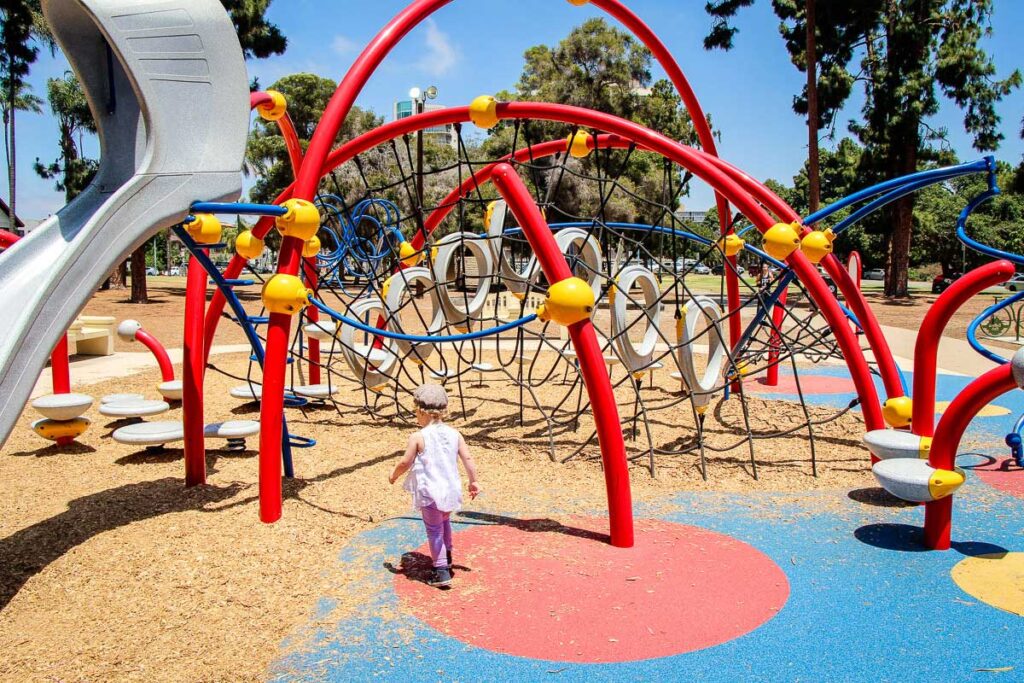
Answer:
[863,268,885,281]
[168,267,181,277]
[710,263,746,276]
[816,266,840,297]
[693,262,710,275]
[145,267,157,276]
[932,272,962,294]
[1006,273,1024,292]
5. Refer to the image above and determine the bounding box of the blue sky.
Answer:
[8,0,1024,219]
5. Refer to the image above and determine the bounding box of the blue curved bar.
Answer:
[966,289,1024,364]
[308,296,538,343]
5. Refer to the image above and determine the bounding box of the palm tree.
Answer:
[2,80,43,225]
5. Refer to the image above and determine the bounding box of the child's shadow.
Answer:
[384,552,472,585]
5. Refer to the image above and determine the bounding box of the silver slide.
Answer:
[0,0,249,446]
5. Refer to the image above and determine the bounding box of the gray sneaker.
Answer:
[429,566,452,588]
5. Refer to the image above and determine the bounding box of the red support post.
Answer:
[183,254,208,486]
[492,163,634,548]
[302,257,321,385]
[50,335,71,394]
[924,364,1016,549]
[912,260,1014,437]
[50,335,73,445]
[257,240,303,523]
[766,288,786,386]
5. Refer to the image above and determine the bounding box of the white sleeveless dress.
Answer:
[403,422,463,512]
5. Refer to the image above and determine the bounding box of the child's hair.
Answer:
[413,383,448,419]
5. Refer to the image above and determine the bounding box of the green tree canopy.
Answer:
[245,73,383,205]
[705,0,1020,297]
[33,71,97,201]
[481,19,700,227]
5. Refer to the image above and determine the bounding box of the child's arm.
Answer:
[388,433,421,485]
[457,434,481,499]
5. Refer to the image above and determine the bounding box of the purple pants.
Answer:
[420,503,453,568]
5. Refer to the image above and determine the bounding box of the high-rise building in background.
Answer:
[393,99,458,149]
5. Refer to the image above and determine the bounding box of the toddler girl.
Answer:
[389,384,480,587]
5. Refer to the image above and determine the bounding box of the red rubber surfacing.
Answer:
[973,457,1024,499]
[747,374,856,395]
[393,517,789,663]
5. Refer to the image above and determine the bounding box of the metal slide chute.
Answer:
[0,0,250,445]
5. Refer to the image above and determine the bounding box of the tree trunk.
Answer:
[108,260,128,289]
[885,195,913,297]
[7,75,15,227]
[805,0,820,214]
[130,246,148,303]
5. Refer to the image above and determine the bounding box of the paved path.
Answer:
[30,345,251,399]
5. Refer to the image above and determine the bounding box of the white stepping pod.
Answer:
[872,459,965,503]
[863,429,931,460]
[99,399,170,418]
[32,393,93,421]
[158,380,183,401]
[0,0,249,448]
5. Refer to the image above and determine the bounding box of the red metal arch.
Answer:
[244,101,885,532]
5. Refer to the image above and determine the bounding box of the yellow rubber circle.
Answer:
[934,400,1010,417]
[951,552,1024,616]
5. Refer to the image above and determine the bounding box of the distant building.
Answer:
[675,209,707,225]
[393,99,458,149]
[0,197,25,235]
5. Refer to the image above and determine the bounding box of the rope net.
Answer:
[209,120,862,478]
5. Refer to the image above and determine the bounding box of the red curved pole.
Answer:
[289,0,741,345]
[911,260,1014,437]
[492,163,633,548]
[588,0,740,352]
[211,103,885,442]
[278,112,304,178]
[707,154,903,401]
[924,363,1016,549]
[135,329,175,382]
[0,228,18,248]
[183,254,207,486]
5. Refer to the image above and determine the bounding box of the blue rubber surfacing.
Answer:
[269,370,1024,681]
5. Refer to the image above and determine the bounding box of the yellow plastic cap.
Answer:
[567,0,589,5]
[763,222,801,261]
[801,228,835,264]
[469,95,500,129]
[258,90,287,121]
[261,273,312,315]
[484,200,499,228]
[928,467,965,500]
[33,417,90,441]
[235,230,264,260]
[302,235,321,259]
[536,276,595,326]
[398,240,421,267]
[719,233,745,257]
[185,213,222,245]
[275,198,321,241]
[882,396,913,428]
[919,435,932,459]
[567,131,593,158]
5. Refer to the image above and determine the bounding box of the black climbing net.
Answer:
[207,120,865,479]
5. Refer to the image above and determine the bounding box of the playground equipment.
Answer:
[115,320,183,401]
[112,419,260,452]
[0,0,248,447]
[0,0,1018,553]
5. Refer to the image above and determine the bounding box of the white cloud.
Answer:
[416,19,460,77]
[331,35,359,56]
